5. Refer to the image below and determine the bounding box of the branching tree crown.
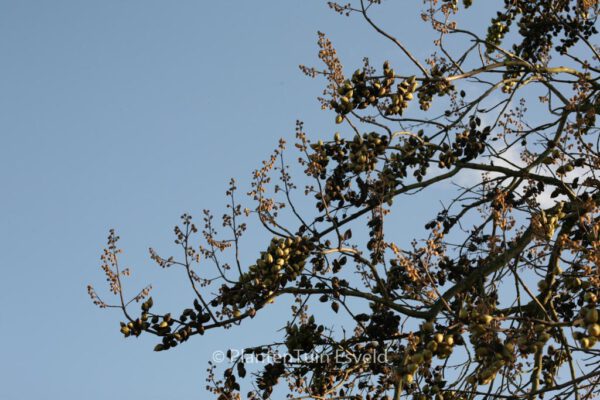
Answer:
[89,1,600,399]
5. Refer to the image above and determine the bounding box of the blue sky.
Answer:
[0,2,502,399]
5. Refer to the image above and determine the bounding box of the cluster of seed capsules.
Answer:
[574,292,600,349]
[310,131,390,176]
[330,62,419,123]
[119,297,155,338]
[564,272,591,291]
[412,387,464,400]
[514,0,597,60]
[398,322,459,387]
[346,132,390,174]
[541,346,568,388]
[221,236,313,310]
[459,309,517,386]
[256,362,285,396]
[485,10,514,53]
[417,66,455,111]
[119,298,212,351]
[285,316,324,355]
[438,117,491,169]
[485,1,598,63]
[515,324,552,355]
[150,312,194,352]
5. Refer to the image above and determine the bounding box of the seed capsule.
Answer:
[421,321,434,333]
[585,308,599,323]
[588,323,600,337]
[580,337,592,349]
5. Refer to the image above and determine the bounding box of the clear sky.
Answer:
[0,2,499,399]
